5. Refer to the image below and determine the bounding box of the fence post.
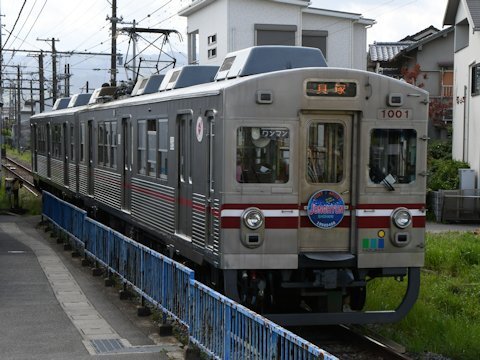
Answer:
[224,305,231,360]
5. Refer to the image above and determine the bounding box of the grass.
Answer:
[4,145,32,165]
[1,146,41,215]
[365,232,480,359]
[0,182,42,214]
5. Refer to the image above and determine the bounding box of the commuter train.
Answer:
[31,46,428,325]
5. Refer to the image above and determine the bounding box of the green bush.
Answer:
[427,159,469,191]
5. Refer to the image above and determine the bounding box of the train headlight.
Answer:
[242,208,264,230]
[392,208,412,229]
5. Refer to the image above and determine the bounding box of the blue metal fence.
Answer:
[42,191,337,360]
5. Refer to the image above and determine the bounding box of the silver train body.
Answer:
[31,46,428,325]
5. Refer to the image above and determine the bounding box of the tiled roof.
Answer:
[466,0,480,30]
[445,0,480,29]
[368,42,415,62]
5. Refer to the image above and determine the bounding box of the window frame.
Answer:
[306,122,345,184]
[236,125,291,184]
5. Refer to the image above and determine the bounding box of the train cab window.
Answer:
[369,129,417,184]
[158,119,168,179]
[307,123,344,183]
[236,127,290,184]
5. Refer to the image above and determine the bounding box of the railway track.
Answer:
[289,324,411,360]
[2,156,40,196]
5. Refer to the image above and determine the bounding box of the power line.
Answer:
[2,0,28,51]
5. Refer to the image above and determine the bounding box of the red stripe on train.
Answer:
[223,216,425,229]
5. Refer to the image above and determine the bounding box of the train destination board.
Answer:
[306,81,357,97]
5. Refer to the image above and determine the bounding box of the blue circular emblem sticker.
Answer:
[307,190,345,229]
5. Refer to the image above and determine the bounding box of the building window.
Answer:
[188,30,199,64]
[472,64,480,96]
[208,47,217,59]
[254,24,297,46]
[208,34,217,45]
[455,18,469,52]
[302,30,328,60]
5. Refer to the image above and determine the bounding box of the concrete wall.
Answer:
[181,0,371,70]
[451,1,480,186]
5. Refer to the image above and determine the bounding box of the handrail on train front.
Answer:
[41,191,337,360]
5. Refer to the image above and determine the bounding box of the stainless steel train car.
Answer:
[31,46,428,325]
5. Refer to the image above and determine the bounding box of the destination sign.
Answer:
[306,81,357,97]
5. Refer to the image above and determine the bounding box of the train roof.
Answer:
[131,74,165,96]
[215,46,327,81]
[52,97,71,110]
[67,93,92,108]
[31,47,427,120]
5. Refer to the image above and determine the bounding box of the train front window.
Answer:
[369,129,417,184]
[236,127,290,183]
[307,123,344,183]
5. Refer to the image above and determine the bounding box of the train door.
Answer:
[63,123,69,186]
[121,117,131,212]
[46,122,51,178]
[87,120,94,195]
[176,113,193,240]
[204,112,216,248]
[32,124,38,172]
[299,113,354,253]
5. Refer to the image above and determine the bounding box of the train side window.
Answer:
[98,123,106,166]
[70,124,75,162]
[369,129,417,184]
[80,122,85,163]
[137,120,147,175]
[147,120,157,177]
[307,123,344,183]
[110,122,117,169]
[158,119,168,179]
[38,125,46,155]
[52,124,62,160]
[236,127,290,184]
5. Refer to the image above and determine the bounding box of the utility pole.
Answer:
[64,64,70,97]
[39,51,45,112]
[107,0,122,86]
[16,65,21,150]
[0,2,4,156]
[37,37,59,105]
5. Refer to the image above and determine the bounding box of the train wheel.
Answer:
[349,286,366,311]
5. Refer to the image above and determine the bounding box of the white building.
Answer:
[444,0,480,185]
[179,0,375,70]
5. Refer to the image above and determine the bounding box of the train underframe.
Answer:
[38,179,420,326]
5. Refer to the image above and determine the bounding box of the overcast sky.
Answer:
[0,0,449,93]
